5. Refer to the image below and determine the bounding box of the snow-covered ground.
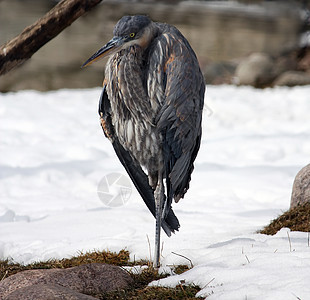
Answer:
[1,85,310,299]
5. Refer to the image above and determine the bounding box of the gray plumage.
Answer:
[83,15,205,267]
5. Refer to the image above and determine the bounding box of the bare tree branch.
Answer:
[0,0,102,76]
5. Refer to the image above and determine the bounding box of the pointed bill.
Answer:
[81,36,125,68]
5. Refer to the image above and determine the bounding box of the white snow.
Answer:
[1,85,310,299]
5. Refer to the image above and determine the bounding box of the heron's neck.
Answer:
[106,48,156,124]
[137,23,158,50]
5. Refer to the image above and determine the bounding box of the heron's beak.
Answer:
[82,36,125,68]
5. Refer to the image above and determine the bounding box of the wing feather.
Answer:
[149,25,205,206]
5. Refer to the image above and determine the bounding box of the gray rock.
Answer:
[203,61,237,85]
[0,269,57,298]
[273,71,310,87]
[291,164,310,209]
[297,46,310,71]
[0,263,133,299]
[273,50,298,76]
[235,53,275,87]
[4,283,97,300]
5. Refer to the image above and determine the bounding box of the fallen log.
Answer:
[0,0,102,76]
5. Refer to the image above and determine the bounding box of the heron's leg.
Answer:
[154,172,164,268]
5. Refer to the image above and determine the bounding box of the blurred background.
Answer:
[0,0,310,92]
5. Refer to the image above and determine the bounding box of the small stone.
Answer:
[291,164,310,209]
[297,46,310,71]
[203,61,237,85]
[273,71,310,87]
[235,53,275,87]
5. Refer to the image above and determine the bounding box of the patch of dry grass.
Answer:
[0,249,130,280]
[101,283,201,300]
[172,264,191,275]
[260,203,310,235]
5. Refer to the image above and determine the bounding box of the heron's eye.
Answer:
[130,33,135,38]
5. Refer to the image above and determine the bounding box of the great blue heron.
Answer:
[82,15,205,268]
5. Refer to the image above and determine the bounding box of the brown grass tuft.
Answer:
[260,203,310,235]
[0,249,130,280]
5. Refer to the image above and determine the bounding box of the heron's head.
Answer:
[82,15,154,67]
